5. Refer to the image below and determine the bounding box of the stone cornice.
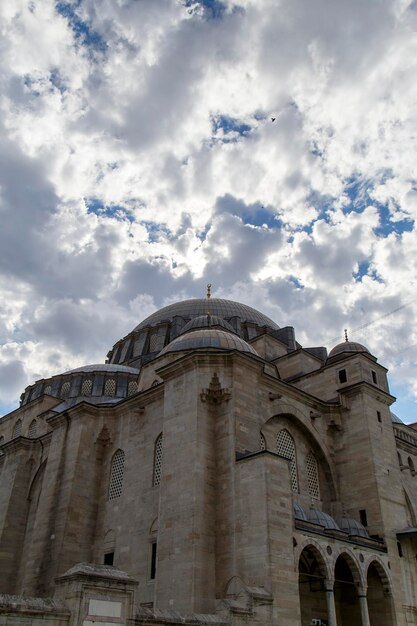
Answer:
[337,381,396,405]
[0,436,40,455]
[155,350,259,380]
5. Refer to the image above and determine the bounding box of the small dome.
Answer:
[179,314,236,335]
[159,329,259,356]
[328,341,370,360]
[391,411,404,424]
[336,517,369,538]
[307,508,340,530]
[293,502,308,521]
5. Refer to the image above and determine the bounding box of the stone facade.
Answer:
[0,297,417,626]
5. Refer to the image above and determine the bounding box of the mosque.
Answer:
[1,292,417,626]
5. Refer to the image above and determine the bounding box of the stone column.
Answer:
[325,580,337,626]
[358,590,371,626]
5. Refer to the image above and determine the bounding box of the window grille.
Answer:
[13,419,22,438]
[44,384,52,395]
[149,334,159,352]
[81,379,93,395]
[153,434,163,486]
[128,380,138,396]
[306,452,320,499]
[28,420,37,438]
[104,379,116,396]
[260,434,266,450]
[108,449,125,500]
[61,381,70,397]
[276,429,298,492]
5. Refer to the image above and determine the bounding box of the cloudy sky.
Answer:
[1,0,417,420]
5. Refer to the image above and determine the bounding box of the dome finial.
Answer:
[206,283,212,319]
[344,328,349,342]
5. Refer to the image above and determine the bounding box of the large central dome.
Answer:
[133,298,279,332]
[107,297,280,368]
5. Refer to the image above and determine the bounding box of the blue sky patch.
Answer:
[211,115,252,141]
[56,1,107,53]
[86,198,134,222]
[182,0,227,19]
[141,221,172,243]
[343,173,414,237]
[288,275,304,289]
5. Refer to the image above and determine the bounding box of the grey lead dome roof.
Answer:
[133,298,279,332]
[179,314,236,335]
[328,341,370,359]
[159,329,259,356]
[63,363,139,375]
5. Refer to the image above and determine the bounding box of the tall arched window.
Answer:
[153,434,163,487]
[28,419,37,438]
[306,451,320,499]
[276,429,298,492]
[108,449,125,500]
[12,419,22,438]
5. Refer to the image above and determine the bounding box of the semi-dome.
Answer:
[179,314,236,335]
[159,328,259,356]
[307,508,340,530]
[293,502,308,521]
[133,298,279,332]
[328,341,370,360]
[20,363,139,408]
[336,517,370,538]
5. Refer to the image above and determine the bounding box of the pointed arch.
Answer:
[262,409,338,501]
[403,489,417,526]
[28,419,37,438]
[108,449,125,500]
[12,419,22,438]
[276,428,298,492]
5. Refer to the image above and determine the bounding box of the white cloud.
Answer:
[0,0,417,420]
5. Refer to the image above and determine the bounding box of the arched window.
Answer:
[153,434,163,487]
[108,449,125,500]
[398,451,403,467]
[128,380,138,396]
[12,419,22,438]
[44,384,52,395]
[81,379,93,395]
[306,452,320,499]
[276,429,298,492]
[260,433,266,451]
[61,381,70,398]
[104,379,116,396]
[28,419,37,438]
[149,334,159,352]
